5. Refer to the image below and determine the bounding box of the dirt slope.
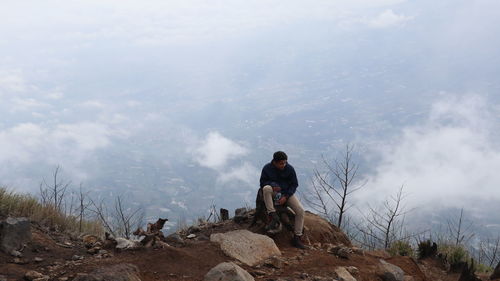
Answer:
[0,217,485,281]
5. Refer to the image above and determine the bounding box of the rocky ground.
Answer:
[0,211,498,281]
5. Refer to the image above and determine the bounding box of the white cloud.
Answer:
[0,70,28,94]
[365,9,413,28]
[170,199,187,210]
[0,0,408,46]
[10,98,50,112]
[80,100,105,109]
[0,121,117,179]
[46,91,64,100]
[217,162,260,186]
[193,132,248,170]
[355,94,500,211]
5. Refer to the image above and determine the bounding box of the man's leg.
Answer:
[287,195,306,248]
[262,185,276,214]
[262,185,280,232]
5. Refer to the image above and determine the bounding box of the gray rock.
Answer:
[0,217,31,253]
[188,225,201,233]
[379,260,405,281]
[329,245,352,259]
[346,266,359,275]
[13,257,28,264]
[234,208,249,223]
[34,257,44,262]
[210,230,281,266]
[25,271,49,281]
[115,238,140,250]
[204,262,254,281]
[165,233,185,244]
[73,264,141,281]
[10,249,22,257]
[335,267,357,281]
[235,208,247,217]
[264,256,284,269]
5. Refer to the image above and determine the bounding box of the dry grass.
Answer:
[0,186,103,235]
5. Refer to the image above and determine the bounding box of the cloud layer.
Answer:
[192,132,259,186]
[355,94,500,211]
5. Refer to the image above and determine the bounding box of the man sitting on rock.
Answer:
[259,151,306,249]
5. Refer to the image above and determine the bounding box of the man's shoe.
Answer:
[292,235,306,249]
[265,212,281,233]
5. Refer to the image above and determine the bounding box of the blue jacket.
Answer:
[259,162,299,197]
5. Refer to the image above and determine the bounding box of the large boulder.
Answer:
[379,259,405,281]
[204,262,254,281]
[210,229,281,266]
[0,217,31,253]
[303,212,351,246]
[73,264,141,281]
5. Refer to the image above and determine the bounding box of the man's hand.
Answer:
[277,195,287,205]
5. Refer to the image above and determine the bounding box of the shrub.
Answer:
[475,262,493,274]
[417,240,437,259]
[388,240,414,257]
[0,186,103,235]
[439,244,469,265]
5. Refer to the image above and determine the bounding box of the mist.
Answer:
[1,0,500,226]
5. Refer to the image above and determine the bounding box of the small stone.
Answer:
[25,270,45,280]
[351,247,364,255]
[10,250,23,257]
[59,277,69,281]
[329,245,352,259]
[251,270,267,276]
[264,256,284,269]
[335,266,357,281]
[87,247,99,254]
[72,255,83,261]
[34,257,44,263]
[186,234,196,239]
[98,249,108,255]
[166,233,184,244]
[13,257,28,264]
[188,225,201,233]
[346,266,359,275]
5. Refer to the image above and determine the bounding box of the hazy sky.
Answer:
[1,0,500,223]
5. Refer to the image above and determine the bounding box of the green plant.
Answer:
[0,186,103,235]
[388,240,414,257]
[475,262,493,274]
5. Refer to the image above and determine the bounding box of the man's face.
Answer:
[273,160,287,170]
